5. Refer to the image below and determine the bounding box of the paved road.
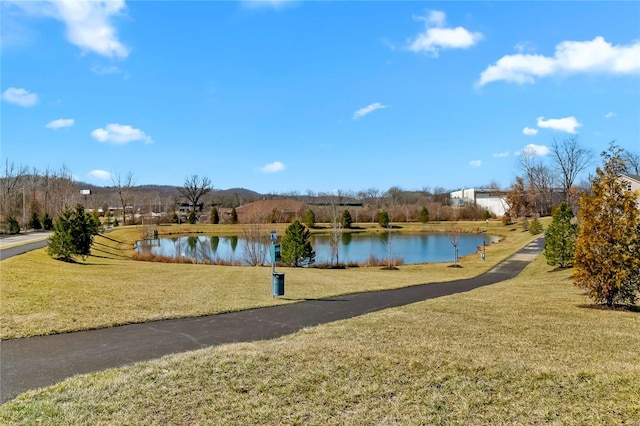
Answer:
[0,237,543,404]
[0,240,49,260]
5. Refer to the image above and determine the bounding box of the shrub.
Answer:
[529,218,543,235]
[42,213,54,231]
[280,219,315,267]
[5,217,20,234]
[210,207,219,224]
[543,202,577,268]
[303,209,316,228]
[48,204,100,261]
[341,209,352,229]
[378,210,390,228]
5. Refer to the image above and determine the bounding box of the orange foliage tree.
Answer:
[573,144,640,306]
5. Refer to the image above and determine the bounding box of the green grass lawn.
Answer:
[1,221,541,339]
[1,255,638,424]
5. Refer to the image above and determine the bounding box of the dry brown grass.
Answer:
[0,221,543,339]
[2,255,638,424]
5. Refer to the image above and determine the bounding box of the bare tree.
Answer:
[0,160,29,223]
[329,195,343,265]
[550,137,593,204]
[178,175,211,212]
[242,221,269,266]
[623,150,640,174]
[446,226,463,267]
[112,172,136,224]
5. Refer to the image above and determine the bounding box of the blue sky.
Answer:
[2,1,639,194]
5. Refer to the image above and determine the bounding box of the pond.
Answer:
[135,232,500,265]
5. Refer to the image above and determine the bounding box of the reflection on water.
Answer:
[136,232,499,265]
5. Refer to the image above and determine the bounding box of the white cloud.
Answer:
[478,36,640,86]
[409,10,483,57]
[46,118,75,129]
[88,169,111,181]
[91,123,153,144]
[259,161,285,174]
[604,111,616,118]
[492,151,509,158]
[353,102,388,120]
[537,116,582,134]
[1,87,39,107]
[522,127,539,136]
[469,160,482,167]
[13,0,129,58]
[520,144,551,157]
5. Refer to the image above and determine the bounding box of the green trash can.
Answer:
[272,272,284,297]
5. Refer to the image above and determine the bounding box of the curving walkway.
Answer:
[0,237,543,404]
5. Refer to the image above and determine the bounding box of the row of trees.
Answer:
[543,143,640,306]
[506,138,639,219]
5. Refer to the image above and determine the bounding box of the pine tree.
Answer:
[419,206,430,224]
[378,210,390,228]
[341,209,352,229]
[29,212,42,230]
[42,212,53,231]
[543,202,577,267]
[229,207,238,224]
[48,204,100,261]
[188,210,197,224]
[210,207,219,224]
[303,209,316,228]
[573,144,640,306]
[280,219,315,267]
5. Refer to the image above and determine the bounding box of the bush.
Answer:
[378,210,390,228]
[529,218,543,235]
[5,217,20,234]
[341,209,352,229]
[210,207,219,224]
[418,206,429,224]
[187,210,197,224]
[48,204,100,261]
[543,202,577,268]
[29,212,42,230]
[280,219,315,267]
[229,207,238,224]
[303,209,316,228]
[42,213,53,231]
[502,212,512,226]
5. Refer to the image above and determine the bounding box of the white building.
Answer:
[450,188,507,217]
[622,174,640,208]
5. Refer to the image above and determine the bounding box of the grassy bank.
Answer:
[2,255,638,424]
[0,221,541,339]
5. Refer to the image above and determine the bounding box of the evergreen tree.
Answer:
[42,212,54,231]
[340,209,352,229]
[529,217,543,235]
[210,207,219,224]
[573,144,640,306]
[229,207,238,224]
[29,212,42,230]
[5,217,20,234]
[543,202,577,267]
[303,209,316,228]
[419,206,430,224]
[188,210,197,224]
[378,210,390,228]
[104,211,113,227]
[48,204,100,261]
[281,219,315,267]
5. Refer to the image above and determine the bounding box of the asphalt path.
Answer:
[0,240,49,260]
[0,237,544,404]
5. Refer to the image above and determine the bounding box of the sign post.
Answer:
[270,230,284,297]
